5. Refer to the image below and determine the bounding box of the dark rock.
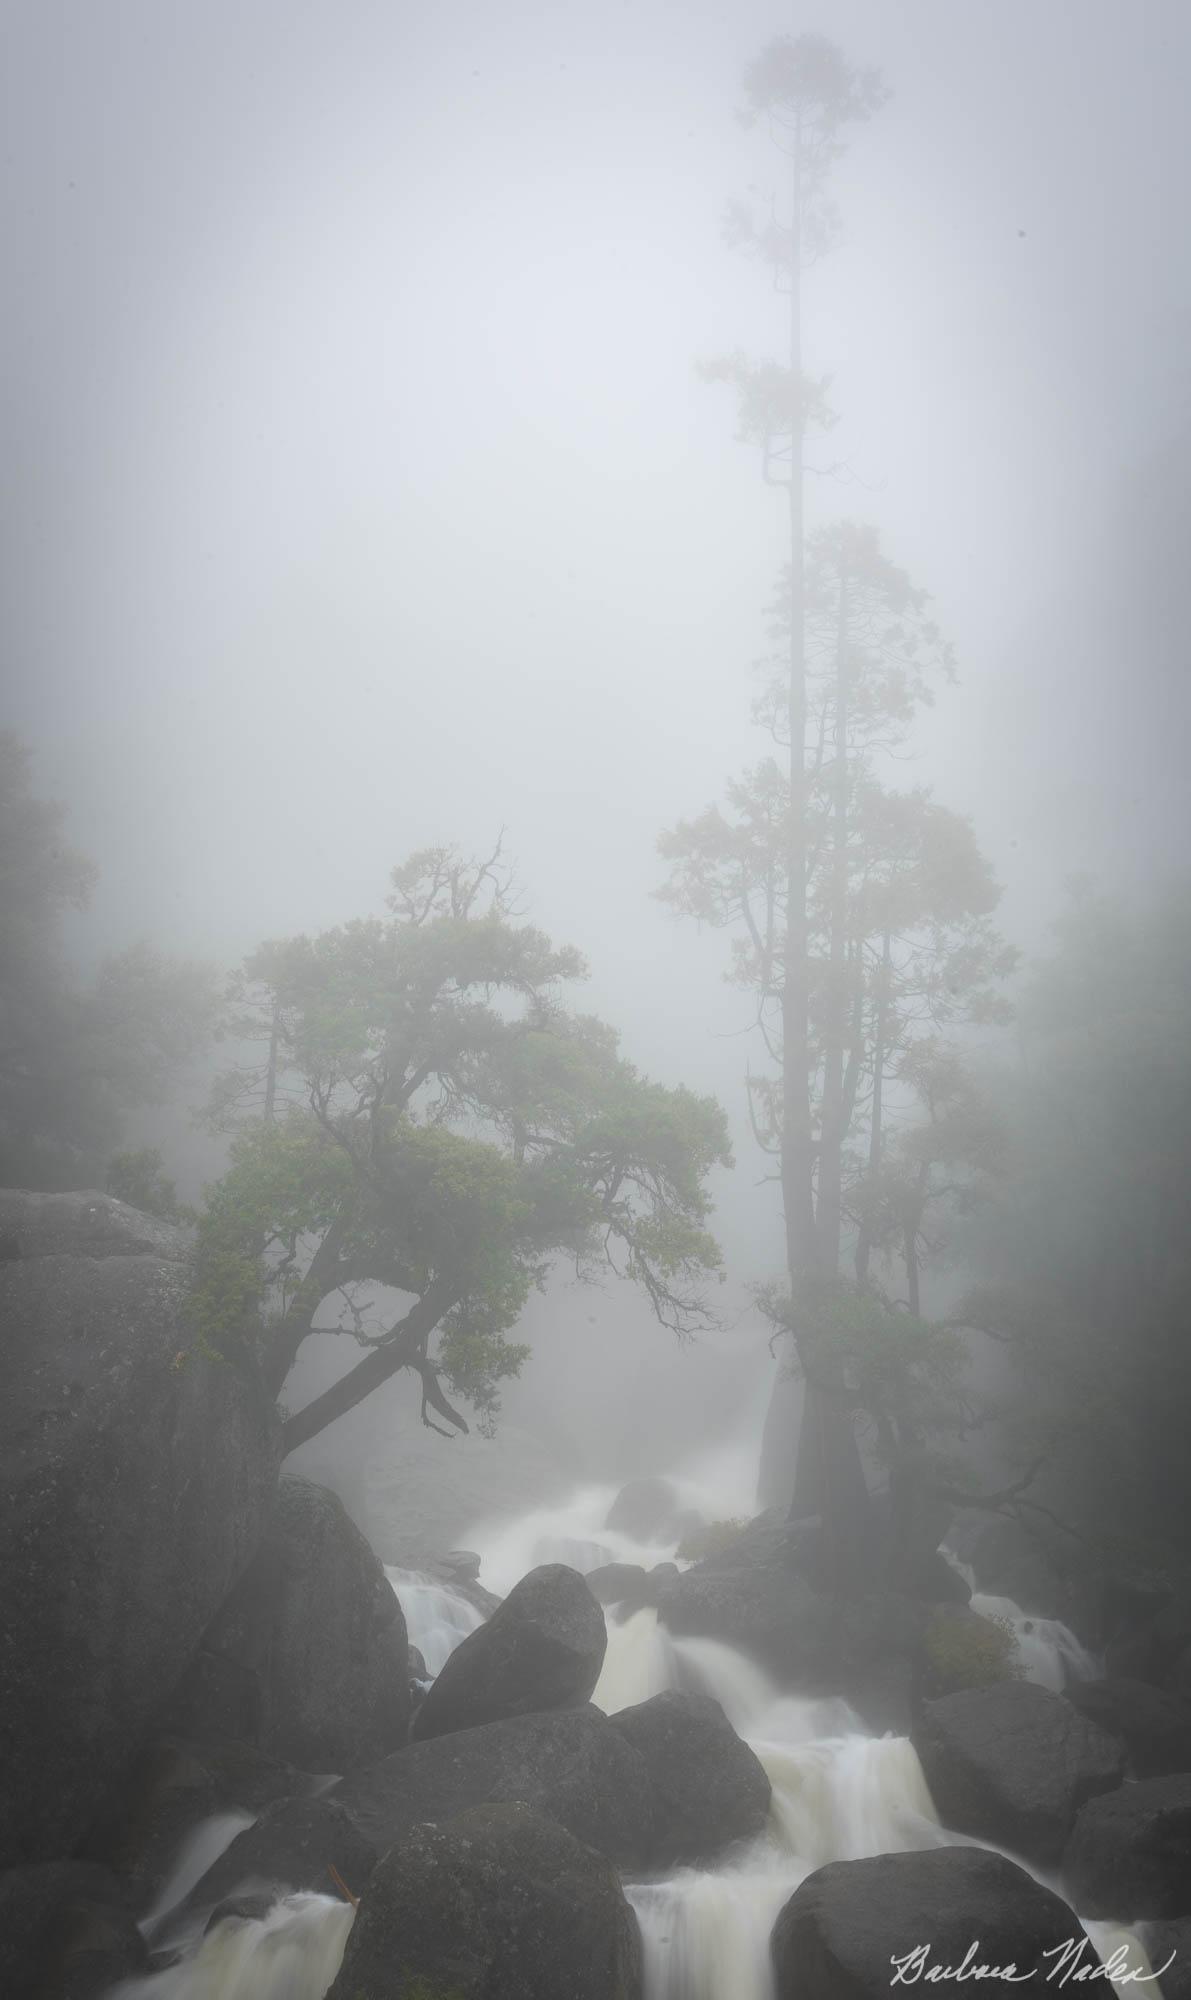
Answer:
[1141,1920,1191,1999]
[168,1475,408,1771]
[912,1680,1124,1869]
[80,1733,304,1906]
[408,1643,429,1681]
[604,1476,685,1542]
[1106,1589,1191,1691]
[895,1547,971,1605]
[608,1691,770,1865]
[0,1189,278,1868]
[0,1861,146,2000]
[411,1562,605,1741]
[1066,1678,1191,1778]
[204,1890,279,1932]
[439,1548,482,1581]
[336,1705,656,1871]
[325,1803,642,2000]
[587,1562,652,1610]
[186,1795,377,1909]
[1063,1775,1191,1919]
[772,1847,1093,1998]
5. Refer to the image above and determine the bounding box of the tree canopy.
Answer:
[193,843,732,1455]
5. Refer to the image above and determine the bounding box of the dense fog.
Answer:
[3,7,1191,1997]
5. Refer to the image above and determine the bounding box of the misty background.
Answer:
[3,0,1188,1502]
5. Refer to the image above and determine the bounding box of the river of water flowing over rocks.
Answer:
[109,1453,1158,2000]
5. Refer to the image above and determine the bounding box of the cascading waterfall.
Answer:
[112,1894,355,2000]
[138,1812,256,1939]
[385,1564,486,1675]
[110,1468,1158,2000]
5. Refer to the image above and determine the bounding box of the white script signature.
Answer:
[889,1938,1175,1986]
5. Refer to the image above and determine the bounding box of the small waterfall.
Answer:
[385,1566,486,1675]
[594,1608,678,1713]
[970,1588,1099,1691]
[630,1860,802,2000]
[111,1893,354,2000]
[138,1811,255,1936]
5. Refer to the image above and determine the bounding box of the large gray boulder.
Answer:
[0,1862,146,2000]
[1141,1920,1191,1999]
[167,1475,408,1771]
[1066,1677,1191,1778]
[772,1848,1093,1997]
[0,1190,278,1867]
[411,1562,605,1741]
[337,1704,656,1872]
[326,1804,642,2000]
[1063,1775,1191,1920]
[608,1692,771,1865]
[912,1679,1124,1868]
[604,1476,692,1543]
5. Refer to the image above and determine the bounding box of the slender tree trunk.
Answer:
[780,124,872,1582]
[780,115,818,1283]
[855,931,891,1284]
[816,568,852,1271]
[263,1002,279,1124]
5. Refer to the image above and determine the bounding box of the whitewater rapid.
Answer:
[110,1460,1156,2000]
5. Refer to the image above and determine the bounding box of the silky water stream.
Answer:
[110,1469,1157,2000]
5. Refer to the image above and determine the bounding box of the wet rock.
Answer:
[337,1705,657,1871]
[0,1189,278,1867]
[772,1847,1092,1998]
[587,1562,652,1610]
[411,1562,605,1741]
[895,1547,971,1605]
[326,1803,642,2000]
[168,1475,408,1771]
[1065,1677,1191,1778]
[185,1795,377,1908]
[609,1691,771,1865]
[604,1477,686,1542]
[912,1680,1124,1869]
[80,1734,305,1907]
[1140,1920,1191,1999]
[204,1890,277,1932]
[0,1861,146,2000]
[1063,1774,1191,1919]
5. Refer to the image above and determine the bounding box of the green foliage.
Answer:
[923,1611,1022,1694]
[104,1147,185,1221]
[199,846,731,1443]
[676,1518,749,1563]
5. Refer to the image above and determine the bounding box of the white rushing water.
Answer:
[113,1893,355,2000]
[138,1812,256,1939]
[113,1468,1155,2000]
[385,1564,487,1675]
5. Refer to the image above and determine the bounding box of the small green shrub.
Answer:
[677,1516,749,1562]
[923,1609,1023,1693]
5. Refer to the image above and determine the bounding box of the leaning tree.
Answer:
[193,842,731,1458]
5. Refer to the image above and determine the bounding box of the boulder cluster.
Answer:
[6,1192,1191,1997]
